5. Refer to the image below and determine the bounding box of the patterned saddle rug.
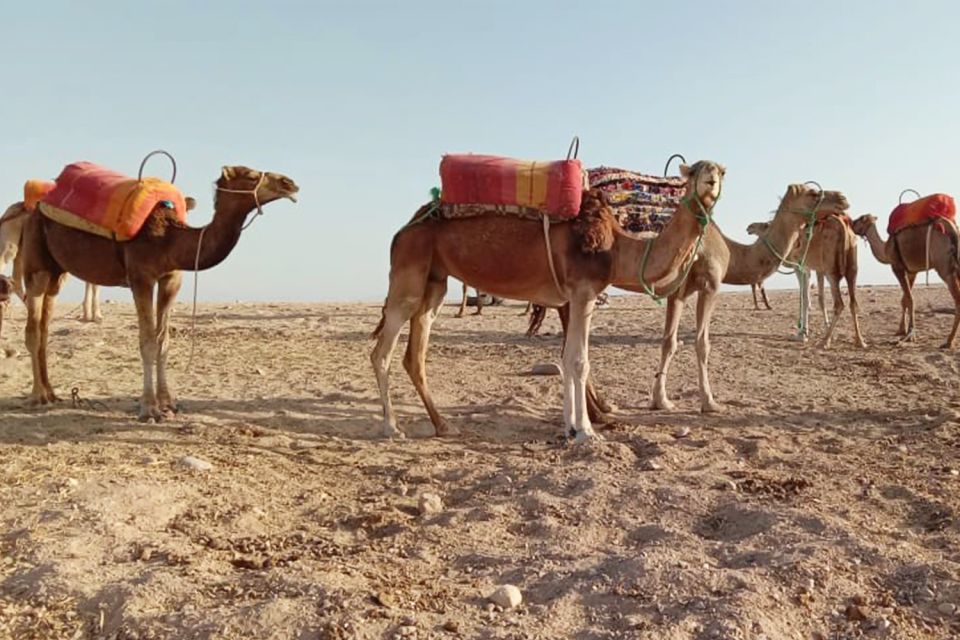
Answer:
[587,167,685,235]
[37,162,188,241]
[888,193,956,236]
[439,154,585,218]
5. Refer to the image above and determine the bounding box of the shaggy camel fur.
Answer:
[536,185,848,418]
[17,166,298,419]
[852,214,960,347]
[371,161,725,442]
[2,197,195,322]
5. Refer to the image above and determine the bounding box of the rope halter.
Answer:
[216,170,267,231]
[760,181,825,274]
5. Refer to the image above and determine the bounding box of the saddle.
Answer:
[888,193,956,236]
[35,161,188,241]
[587,167,686,235]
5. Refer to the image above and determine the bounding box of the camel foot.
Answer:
[701,400,723,414]
[573,427,602,445]
[381,422,406,440]
[138,404,166,423]
[472,310,482,316]
[435,421,460,437]
[818,339,833,350]
[897,332,916,346]
[789,332,808,344]
[454,312,464,319]
[158,393,180,415]
[649,397,676,411]
[856,340,868,349]
[26,389,59,407]
[940,341,955,350]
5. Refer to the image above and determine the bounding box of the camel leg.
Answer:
[847,268,867,348]
[11,256,24,301]
[650,295,685,411]
[563,294,598,443]
[751,284,760,310]
[402,278,451,436]
[694,289,722,412]
[473,288,483,316]
[555,303,610,422]
[761,284,772,310]
[455,282,467,318]
[156,272,182,414]
[792,270,809,342]
[82,283,102,323]
[818,274,844,349]
[131,279,163,422]
[520,301,533,316]
[817,272,829,327]
[37,278,66,402]
[24,276,49,405]
[894,269,916,342]
[938,269,960,349]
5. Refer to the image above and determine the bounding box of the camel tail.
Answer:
[526,304,547,337]
[370,301,387,340]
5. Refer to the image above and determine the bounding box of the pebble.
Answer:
[64,477,79,488]
[937,602,956,615]
[672,427,691,439]
[418,492,443,516]
[845,604,868,622]
[3,348,16,359]
[177,456,213,472]
[442,620,460,633]
[141,456,159,466]
[489,584,522,609]
[949,469,959,477]
[529,363,562,376]
[642,460,662,471]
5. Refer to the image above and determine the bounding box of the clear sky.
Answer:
[2,1,959,302]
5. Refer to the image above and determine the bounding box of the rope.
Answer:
[925,223,933,287]
[637,163,718,305]
[71,387,109,411]
[541,214,564,298]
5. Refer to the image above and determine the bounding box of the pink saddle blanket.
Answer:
[888,193,956,235]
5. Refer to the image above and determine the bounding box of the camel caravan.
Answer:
[0,143,957,442]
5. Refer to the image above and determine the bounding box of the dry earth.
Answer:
[0,286,958,640]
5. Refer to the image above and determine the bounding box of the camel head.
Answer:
[776,184,849,225]
[850,214,877,237]
[746,221,770,237]
[218,166,299,205]
[680,161,725,208]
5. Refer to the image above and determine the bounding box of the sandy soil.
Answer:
[0,286,958,640]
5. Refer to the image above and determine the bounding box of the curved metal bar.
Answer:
[663,153,687,177]
[566,136,580,161]
[899,188,921,204]
[138,150,177,184]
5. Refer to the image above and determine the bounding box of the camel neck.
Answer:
[725,207,806,285]
[863,224,891,264]
[171,192,257,272]
[609,198,705,289]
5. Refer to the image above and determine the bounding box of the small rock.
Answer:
[3,348,16,359]
[529,363,562,376]
[949,469,959,477]
[64,478,79,488]
[373,592,395,608]
[418,493,443,516]
[672,427,691,439]
[442,620,459,633]
[874,617,891,630]
[489,584,522,609]
[642,460,662,471]
[937,602,956,615]
[845,603,868,622]
[400,615,417,626]
[141,456,159,466]
[177,456,213,472]
[397,625,416,637]
[254,367,265,376]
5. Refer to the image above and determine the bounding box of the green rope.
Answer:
[400,187,442,231]
[638,177,717,305]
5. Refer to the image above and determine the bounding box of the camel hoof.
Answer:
[701,401,723,414]
[649,398,676,411]
[382,423,406,440]
[435,422,460,437]
[940,342,954,350]
[573,429,602,445]
[857,340,868,349]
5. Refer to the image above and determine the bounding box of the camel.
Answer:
[534,184,849,417]
[852,213,960,347]
[371,160,726,442]
[0,275,11,339]
[2,197,195,322]
[16,165,298,420]
[744,223,774,310]
[456,282,484,317]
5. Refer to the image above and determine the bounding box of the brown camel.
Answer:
[371,160,726,442]
[743,222,774,310]
[535,184,848,417]
[455,282,483,317]
[16,165,298,419]
[852,213,960,347]
[3,197,195,322]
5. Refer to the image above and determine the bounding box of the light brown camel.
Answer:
[534,185,849,417]
[743,222,774,310]
[371,160,725,442]
[456,282,483,317]
[852,213,960,347]
[16,166,298,419]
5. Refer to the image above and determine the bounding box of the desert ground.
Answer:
[0,286,958,640]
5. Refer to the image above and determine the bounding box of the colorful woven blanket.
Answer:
[588,167,685,234]
[888,193,956,235]
[38,162,188,241]
[439,154,584,218]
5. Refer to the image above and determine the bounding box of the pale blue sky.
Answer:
[2,1,958,302]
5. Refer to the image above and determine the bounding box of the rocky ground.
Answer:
[0,287,958,639]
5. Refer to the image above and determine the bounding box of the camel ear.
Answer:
[679,164,692,178]
[221,166,235,180]
[718,164,726,177]
[184,197,196,211]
